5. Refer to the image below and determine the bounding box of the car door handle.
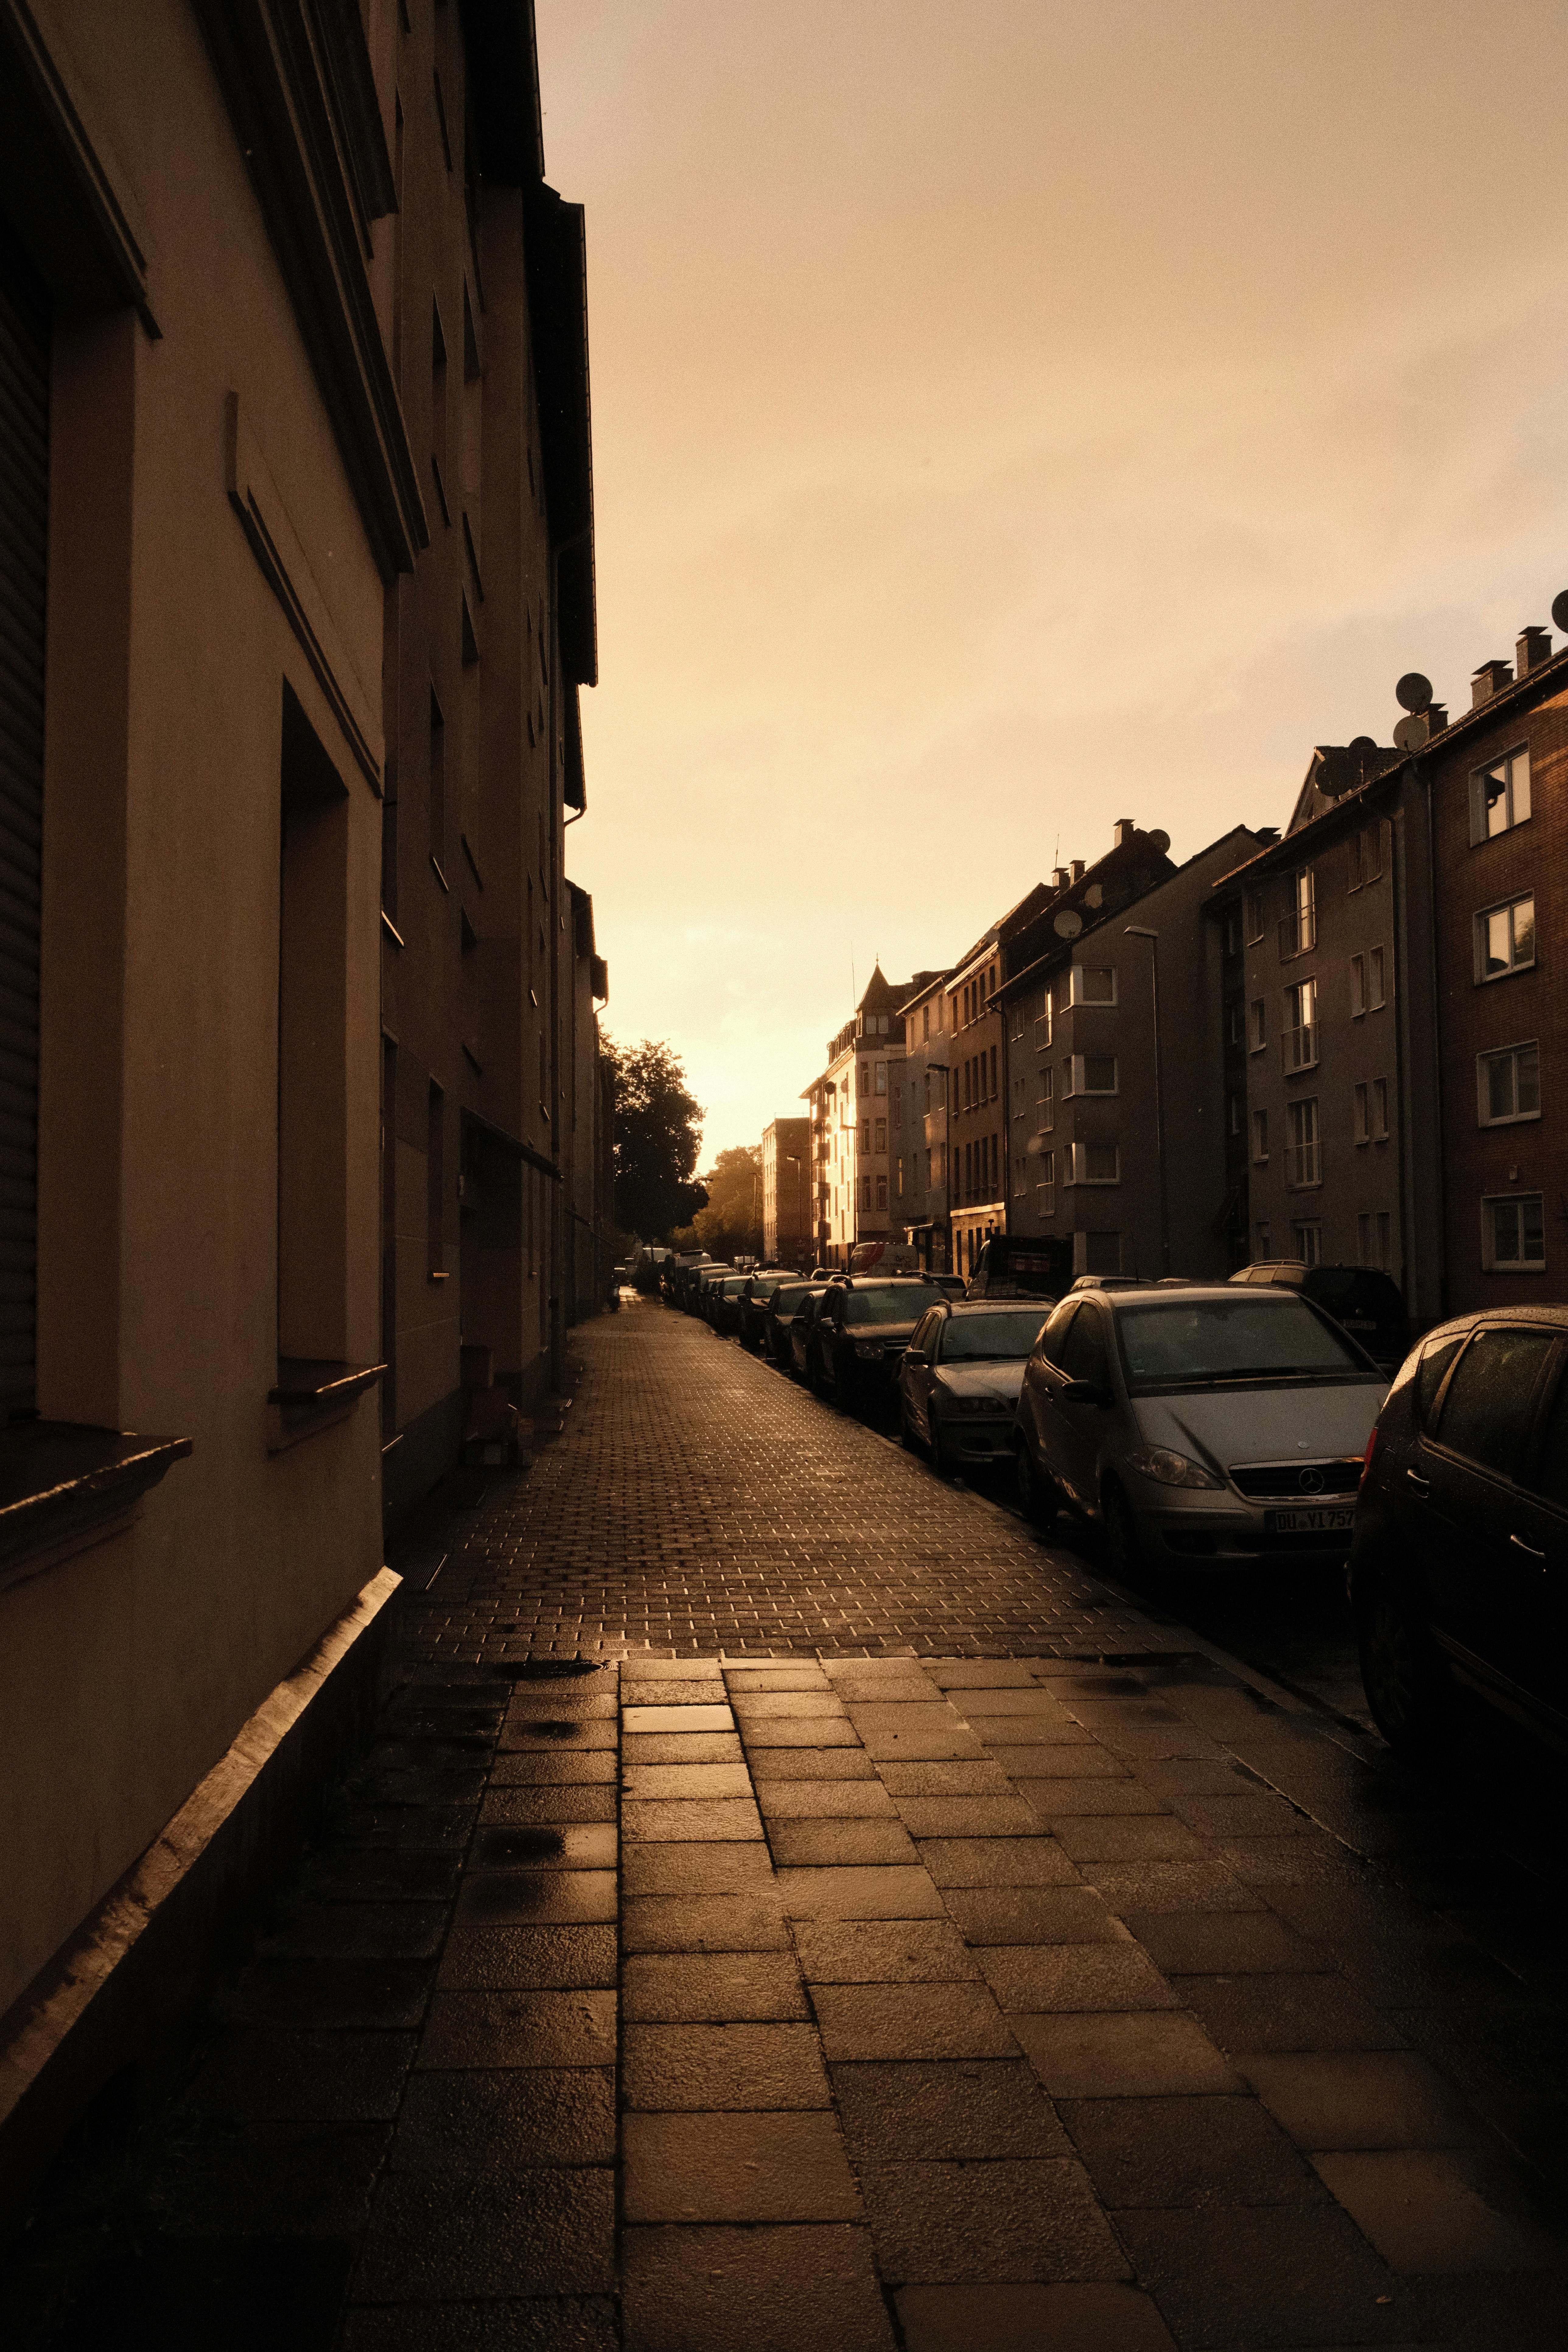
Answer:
[1510,1532,1546,1561]
[1405,1470,1429,1496]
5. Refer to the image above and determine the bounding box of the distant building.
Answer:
[762,1117,811,1266]
[946,923,1014,1278]
[893,971,953,1269]
[804,966,909,1268]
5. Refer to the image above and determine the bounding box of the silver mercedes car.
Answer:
[1013,1283,1386,1574]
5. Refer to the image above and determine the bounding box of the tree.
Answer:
[673,1144,764,1263]
[604,1037,708,1241]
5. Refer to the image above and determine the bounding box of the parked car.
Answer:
[690,1264,733,1316]
[930,1274,967,1298]
[807,1277,945,1411]
[709,1273,753,1332]
[762,1280,823,1367]
[1068,1275,1145,1292]
[968,1235,1071,1300]
[1231,1261,1409,1374]
[1349,1305,1568,1757]
[898,1299,1055,1475]
[1012,1283,1385,1575]
[738,1272,790,1350]
[787,1286,835,1378]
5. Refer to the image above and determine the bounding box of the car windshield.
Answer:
[772,1284,813,1311]
[843,1284,942,1326]
[1115,1296,1369,1391]
[721,1277,749,1293]
[941,1311,1049,1361]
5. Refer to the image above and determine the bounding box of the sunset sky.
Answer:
[537,0,1568,1166]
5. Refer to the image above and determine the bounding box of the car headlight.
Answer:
[854,1341,884,1360]
[940,1394,1004,1416]
[1125,1445,1223,1491]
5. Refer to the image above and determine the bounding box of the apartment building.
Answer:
[761,1117,811,1267]
[947,923,1019,1276]
[804,967,909,1267]
[894,971,954,1269]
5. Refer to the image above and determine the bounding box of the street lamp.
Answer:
[1123,926,1170,1277]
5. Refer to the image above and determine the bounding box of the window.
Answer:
[1226,998,1244,1046]
[1368,946,1386,1009]
[1470,747,1531,843]
[1478,1043,1540,1125]
[1037,1148,1056,1206]
[1291,1220,1322,1266]
[875,1174,887,1210]
[1012,1156,1026,1198]
[1068,966,1117,1006]
[1482,1193,1545,1271]
[1281,867,1316,956]
[1357,1211,1391,1271]
[426,1080,445,1277]
[1251,1108,1268,1163]
[1255,1222,1271,1257]
[1037,1068,1054,1133]
[860,1061,869,1091]
[1286,1097,1320,1188]
[1439,1325,1554,1469]
[1034,1006,1053,1051]
[1475,896,1536,981]
[1284,978,1318,1072]
[1371,1078,1388,1141]
[861,1119,871,1152]
[922,1003,931,1041]
[1010,1005,1026,1043]
[1249,998,1267,1052]
[1067,1142,1120,1185]
[1350,954,1366,1018]
[1353,1082,1368,1145]
[1362,823,1383,882]
[893,1085,902,1129]
[860,1174,871,1211]
[875,1062,887,1096]
[1244,888,1264,944]
[1228,1093,1242,1136]
[874,1117,887,1153]
[1068,1053,1118,1095]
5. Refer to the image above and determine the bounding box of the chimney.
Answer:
[1113,817,1135,848]
[1051,866,1069,891]
[1069,858,1084,882]
[1471,659,1512,708]
[1517,624,1552,675]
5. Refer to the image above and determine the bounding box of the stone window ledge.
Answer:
[0,1423,193,1595]
[268,1360,384,1453]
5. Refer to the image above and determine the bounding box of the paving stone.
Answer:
[623,1951,809,2021]
[895,2281,1178,2350]
[505,1692,619,1720]
[621,1682,727,1707]
[216,1958,434,2032]
[1079,1858,1265,1912]
[877,1761,1014,1795]
[489,1750,620,1785]
[723,1668,833,1692]
[1238,2050,1476,2149]
[622,1703,735,1733]
[496,1720,618,1752]
[621,1732,743,1765]
[731,1690,848,1718]
[941,1888,1122,1946]
[737,1716,864,1748]
[415,1989,617,2070]
[1125,1907,1328,1976]
[355,2168,615,2299]
[1053,1815,1208,1862]
[623,2021,830,2109]
[325,1801,479,1850]
[621,1895,791,1953]
[977,1944,1180,2013]
[470,1822,618,1870]
[454,1870,618,1926]
[754,1779,899,1819]
[392,2067,616,2169]
[620,1762,753,1800]
[624,2110,861,2221]
[1060,2094,1329,2209]
[477,1783,618,1824]
[1111,2204,1409,2348]
[917,1836,1078,1888]
[813,1983,1018,2061]
[1181,1972,1408,2054]
[923,1662,1041,1687]
[950,1685,1089,1715]
[1171,1790,1310,1839]
[339,2296,619,2351]
[145,2120,386,2239]
[436,1925,618,1991]
[793,1919,979,1984]
[831,2058,1071,2159]
[1309,2147,1564,2272]
[621,1841,775,1895]
[821,1676,939,1703]
[625,1658,728,1682]
[857,2157,1129,2284]
[1217,1834,1363,1888]
[768,1818,919,1867]
[258,1902,448,1962]
[301,1848,464,1905]
[622,2223,897,2352]
[775,1865,946,1919]
[1016,2011,1242,2098]
[745,1746,880,1780]
[180,2030,418,2124]
[622,1796,764,1843]
[1024,1780,1173,1822]
[848,1706,984,1760]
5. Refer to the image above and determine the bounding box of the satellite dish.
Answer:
[1552,590,1568,633]
[1393,714,1427,753]
[1348,736,1377,756]
[1053,909,1083,939]
[1148,829,1171,854]
[1395,672,1433,714]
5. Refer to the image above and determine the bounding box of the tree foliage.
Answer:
[673,1144,763,1263]
[604,1037,708,1241]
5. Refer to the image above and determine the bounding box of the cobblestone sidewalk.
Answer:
[7,1301,1568,2349]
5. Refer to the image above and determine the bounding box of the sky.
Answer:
[537,0,1568,1166]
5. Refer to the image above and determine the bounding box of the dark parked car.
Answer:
[787,1286,835,1378]
[1231,1261,1409,1373]
[761,1280,821,1366]
[807,1277,945,1411]
[689,1264,733,1316]
[897,1299,1053,1475]
[967,1235,1071,1300]
[709,1273,752,1332]
[1350,1305,1568,1757]
[737,1272,789,1349]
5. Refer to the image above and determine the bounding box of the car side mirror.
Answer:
[1057,1378,1112,1407]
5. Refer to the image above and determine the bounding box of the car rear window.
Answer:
[1115,1296,1367,1391]
[772,1285,812,1311]
[1435,1327,1557,1476]
[843,1285,942,1326]
[941,1310,1050,1361]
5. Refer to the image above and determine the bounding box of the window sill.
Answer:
[268,1360,384,1453]
[0,1422,193,1594]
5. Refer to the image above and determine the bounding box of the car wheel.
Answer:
[1102,1482,1145,1581]
[1015,1438,1058,1528]
[1356,1576,1454,1760]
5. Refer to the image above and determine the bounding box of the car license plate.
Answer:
[1265,1505,1355,1534]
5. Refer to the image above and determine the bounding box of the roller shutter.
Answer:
[0,225,47,1416]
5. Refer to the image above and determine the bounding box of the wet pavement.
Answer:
[6,1294,1568,2349]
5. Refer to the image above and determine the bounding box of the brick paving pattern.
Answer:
[7,1297,1568,2348]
